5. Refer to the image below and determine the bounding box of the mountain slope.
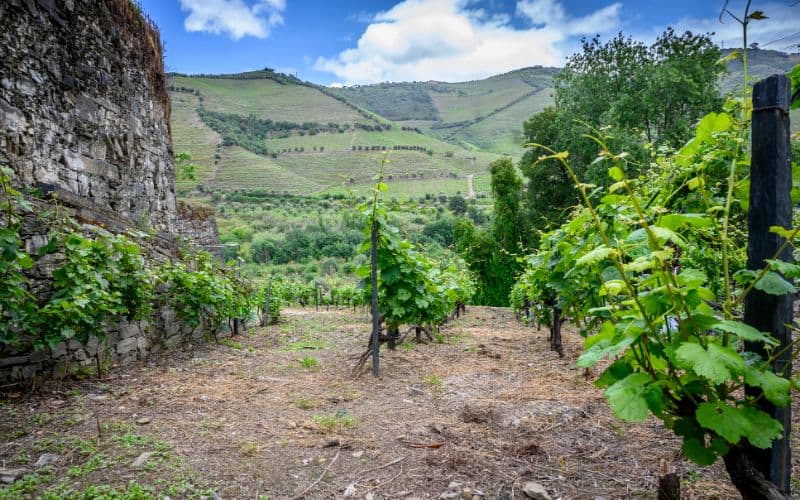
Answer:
[169,51,799,197]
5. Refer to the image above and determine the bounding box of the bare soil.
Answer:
[2,307,795,499]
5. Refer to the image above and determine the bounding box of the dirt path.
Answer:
[467,174,475,198]
[0,308,749,498]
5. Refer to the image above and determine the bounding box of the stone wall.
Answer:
[175,200,221,254]
[0,0,222,384]
[0,0,175,231]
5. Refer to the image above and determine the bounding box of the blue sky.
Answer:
[138,0,800,85]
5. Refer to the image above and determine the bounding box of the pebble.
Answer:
[351,450,364,458]
[522,482,551,500]
[135,417,151,425]
[34,453,60,467]
[131,451,155,469]
[342,484,356,497]
[0,468,26,484]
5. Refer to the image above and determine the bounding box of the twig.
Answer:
[366,465,404,493]
[356,456,406,478]
[291,448,340,500]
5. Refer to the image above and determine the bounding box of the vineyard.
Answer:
[4,0,800,498]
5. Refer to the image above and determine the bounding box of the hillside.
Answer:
[169,51,799,198]
[169,69,499,198]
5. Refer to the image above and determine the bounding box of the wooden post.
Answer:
[742,73,793,494]
[370,218,380,376]
[261,275,273,327]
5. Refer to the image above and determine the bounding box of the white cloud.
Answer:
[315,0,622,85]
[180,0,286,40]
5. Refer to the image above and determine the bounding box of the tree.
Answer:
[490,157,523,252]
[520,29,723,238]
[447,194,467,215]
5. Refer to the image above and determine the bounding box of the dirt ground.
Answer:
[1,306,796,499]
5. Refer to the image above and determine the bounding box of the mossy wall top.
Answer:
[0,0,176,231]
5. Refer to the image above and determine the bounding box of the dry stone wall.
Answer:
[0,0,176,230]
[0,0,222,383]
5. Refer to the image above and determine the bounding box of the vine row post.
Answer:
[369,211,380,376]
[741,73,793,494]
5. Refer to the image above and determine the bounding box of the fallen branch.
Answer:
[356,456,406,478]
[291,448,340,500]
[400,441,445,449]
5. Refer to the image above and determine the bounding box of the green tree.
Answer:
[490,157,523,252]
[447,194,468,215]
[520,29,723,239]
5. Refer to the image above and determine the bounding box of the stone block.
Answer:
[0,356,29,368]
[116,337,138,356]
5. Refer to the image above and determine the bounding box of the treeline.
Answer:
[167,68,302,86]
[198,109,342,157]
[350,145,433,154]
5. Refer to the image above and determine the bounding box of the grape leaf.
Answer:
[744,365,791,407]
[754,271,796,296]
[715,320,777,346]
[575,245,615,267]
[675,342,745,384]
[604,372,653,422]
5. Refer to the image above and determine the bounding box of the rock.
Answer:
[0,468,26,484]
[522,482,551,500]
[439,493,459,499]
[365,494,374,500]
[351,450,364,458]
[409,386,425,396]
[135,417,151,425]
[130,451,154,469]
[34,453,60,467]
[342,483,356,497]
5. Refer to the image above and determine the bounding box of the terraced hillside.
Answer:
[170,53,799,197]
[169,69,509,197]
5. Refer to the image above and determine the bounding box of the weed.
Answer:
[293,395,320,409]
[0,467,55,496]
[101,421,134,434]
[33,436,66,453]
[67,452,107,477]
[400,341,416,351]
[424,374,444,397]
[298,356,319,369]
[240,441,259,457]
[221,338,244,350]
[311,412,358,434]
[433,332,446,344]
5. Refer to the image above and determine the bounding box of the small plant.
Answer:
[293,395,320,409]
[240,441,259,457]
[298,356,320,369]
[311,412,358,434]
[220,338,243,350]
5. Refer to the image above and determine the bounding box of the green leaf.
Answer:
[715,320,777,346]
[696,402,749,444]
[659,214,711,230]
[604,372,653,422]
[754,271,796,296]
[748,10,768,20]
[744,365,791,407]
[676,342,745,384]
[650,226,687,247]
[790,64,800,110]
[608,166,624,182]
[575,245,615,267]
[696,402,783,448]
[682,437,718,466]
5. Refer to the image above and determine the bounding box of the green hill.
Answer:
[169,69,498,197]
[169,52,798,198]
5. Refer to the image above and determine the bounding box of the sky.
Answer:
[137,0,800,86]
